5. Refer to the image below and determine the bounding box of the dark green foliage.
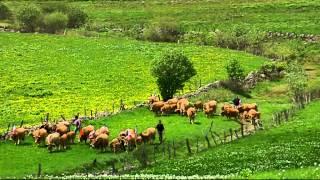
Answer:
[226,59,245,82]
[286,61,308,101]
[66,7,88,28]
[0,2,11,20]
[151,50,196,100]
[143,19,182,42]
[40,2,69,13]
[17,5,42,32]
[43,12,68,33]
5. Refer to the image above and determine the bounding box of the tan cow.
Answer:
[60,134,68,150]
[238,103,258,113]
[67,131,76,144]
[91,134,109,152]
[140,128,156,144]
[160,103,176,115]
[194,101,203,111]
[55,124,68,135]
[176,98,190,115]
[46,132,61,152]
[9,127,27,145]
[110,137,126,153]
[32,128,48,145]
[221,107,239,120]
[187,107,197,124]
[203,100,217,117]
[150,101,165,115]
[148,95,160,105]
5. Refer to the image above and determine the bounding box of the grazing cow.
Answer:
[221,107,239,120]
[167,97,179,105]
[91,134,109,152]
[66,131,76,144]
[46,132,61,152]
[79,125,94,143]
[238,103,258,113]
[187,107,197,124]
[246,109,262,127]
[140,128,156,144]
[203,100,217,117]
[150,101,165,115]
[221,104,233,112]
[123,129,137,151]
[88,126,109,143]
[136,135,143,145]
[8,127,27,145]
[32,128,48,145]
[176,98,190,115]
[194,101,203,111]
[110,137,126,153]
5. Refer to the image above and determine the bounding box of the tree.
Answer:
[0,2,11,20]
[43,12,68,34]
[286,61,308,102]
[17,5,42,32]
[226,59,245,82]
[151,50,196,100]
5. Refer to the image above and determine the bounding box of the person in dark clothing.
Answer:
[233,96,241,108]
[156,120,165,144]
[73,115,81,134]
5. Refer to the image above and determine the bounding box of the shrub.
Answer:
[151,50,196,100]
[66,7,88,28]
[40,2,69,13]
[43,12,68,33]
[17,5,42,32]
[285,61,308,102]
[226,59,245,82]
[143,19,182,42]
[0,2,11,20]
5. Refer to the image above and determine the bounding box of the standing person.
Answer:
[156,120,165,144]
[233,96,241,108]
[73,115,81,135]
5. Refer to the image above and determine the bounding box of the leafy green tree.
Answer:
[286,61,308,102]
[151,50,196,100]
[0,2,11,20]
[226,59,245,82]
[17,5,42,32]
[43,12,68,33]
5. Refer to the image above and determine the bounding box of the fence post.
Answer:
[37,163,41,177]
[210,132,218,145]
[229,128,233,141]
[241,124,244,137]
[224,130,227,143]
[196,138,199,153]
[173,140,176,158]
[90,110,93,120]
[205,135,211,148]
[186,138,192,154]
[234,129,239,139]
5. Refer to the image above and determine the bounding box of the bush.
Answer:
[226,59,245,82]
[285,61,308,102]
[67,7,88,28]
[143,19,182,42]
[40,2,69,13]
[43,12,68,33]
[151,50,196,100]
[0,2,11,20]
[17,5,42,32]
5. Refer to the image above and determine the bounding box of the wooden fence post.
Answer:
[224,130,227,143]
[213,131,223,144]
[186,138,192,154]
[90,110,93,120]
[234,129,239,139]
[241,124,244,137]
[210,132,218,145]
[37,163,41,177]
[196,138,199,153]
[205,135,211,148]
[173,140,176,158]
[229,128,233,141]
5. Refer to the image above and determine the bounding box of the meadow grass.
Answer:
[0,32,266,128]
[135,100,320,177]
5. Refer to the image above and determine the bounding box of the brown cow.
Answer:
[79,125,94,143]
[160,103,176,115]
[167,97,179,105]
[150,101,165,115]
[238,103,258,113]
[67,131,76,144]
[46,132,61,152]
[148,95,160,105]
[88,126,109,143]
[32,128,48,145]
[140,128,156,144]
[91,134,109,152]
[187,107,197,124]
[8,127,27,145]
[221,107,239,120]
[110,137,126,153]
[176,98,190,115]
[203,100,217,117]
[194,101,203,111]
[123,129,137,151]
[221,104,233,112]
[60,134,68,150]
[55,124,68,135]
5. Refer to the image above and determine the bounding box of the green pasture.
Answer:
[0,32,265,128]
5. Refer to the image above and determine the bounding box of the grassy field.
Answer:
[3,0,320,34]
[135,100,320,178]
[0,32,266,128]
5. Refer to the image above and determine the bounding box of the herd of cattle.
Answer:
[2,95,261,153]
[3,121,157,153]
[148,95,261,126]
